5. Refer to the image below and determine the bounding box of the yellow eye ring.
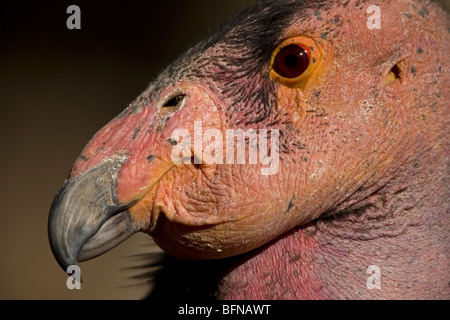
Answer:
[270,36,322,88]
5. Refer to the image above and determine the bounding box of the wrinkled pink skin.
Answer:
[217,0,450,299]
[71,0,449,299]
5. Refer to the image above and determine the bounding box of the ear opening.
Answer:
[386,63,401,84]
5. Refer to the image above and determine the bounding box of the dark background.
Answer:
[0,0,255,299]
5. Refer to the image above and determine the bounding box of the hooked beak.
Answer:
[48,157,138,271]
[48,82,224,272]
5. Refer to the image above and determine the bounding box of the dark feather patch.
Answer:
[126,247,241,300]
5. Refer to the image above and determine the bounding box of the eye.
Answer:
[273,44,310,79]
[270,37,322,88]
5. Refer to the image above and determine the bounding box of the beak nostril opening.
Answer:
[161,94,186,112]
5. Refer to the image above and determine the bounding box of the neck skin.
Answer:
[217,143,449,299]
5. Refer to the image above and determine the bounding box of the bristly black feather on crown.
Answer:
[190,0,325,127]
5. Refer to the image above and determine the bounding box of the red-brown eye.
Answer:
[273,44,310,79]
